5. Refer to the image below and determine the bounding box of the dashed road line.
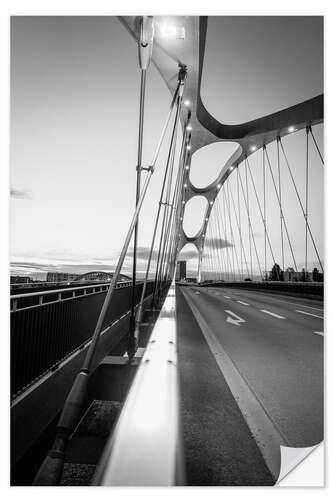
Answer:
[224,295,231,299]
[229,291,323,312]
[296,310,323,320]
[261,310,286,319]
[237,300,249,306]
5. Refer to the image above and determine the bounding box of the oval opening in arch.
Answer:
[190,142,239,188]
[177,243,199,280]
[182,196,208,238]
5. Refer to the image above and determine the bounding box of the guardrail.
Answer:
[10,280,133,312]
[200,280,324,298]
[92,282,184,486]
[11,280,155,398]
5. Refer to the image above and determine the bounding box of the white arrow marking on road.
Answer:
[314,331,324,336]
[261,310,285,319]
[237,300,249,306]
[225,310,246,326]
[296,310,323,320]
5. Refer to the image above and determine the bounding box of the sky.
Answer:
[10,16,323,279]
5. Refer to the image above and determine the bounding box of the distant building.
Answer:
[10,275,32,284]
[46,272,80,283]
[176,260,186,281]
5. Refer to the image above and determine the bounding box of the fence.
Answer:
[11,281,155,398]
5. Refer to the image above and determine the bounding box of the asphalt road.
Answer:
[181,285,323,450]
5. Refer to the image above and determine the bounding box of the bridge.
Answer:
[11,16,323,486]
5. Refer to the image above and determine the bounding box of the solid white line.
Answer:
[237,300,249,306]
[296,310,324,320]
[261,309,286,319]
[314,331,324,336]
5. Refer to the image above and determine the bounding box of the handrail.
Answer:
[92,282,184,486]
[10,280,137,300]
[11,280,155,314]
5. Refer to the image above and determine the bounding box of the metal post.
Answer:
[132,105,188,354]
[130,69,146,329]
[153,68,186,305]
[130,16,154,340]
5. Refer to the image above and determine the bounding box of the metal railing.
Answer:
[200,280,324,297]
[10,280,133,312]
[92,282,184,486]
[11,280,155,398]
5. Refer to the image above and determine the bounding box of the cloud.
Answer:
[10,188,32,199]
[178,249,198,260]
[205,237,233,249]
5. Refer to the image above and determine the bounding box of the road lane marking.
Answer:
[296,310,324,320]
[314,331,324,336]
[261,310,286,319]
[225,310,246,326]
[237,300,249,306]
[181,288,285,479]
[232,291,323,312]
[224,295,231,299]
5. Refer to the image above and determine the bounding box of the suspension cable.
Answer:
[305,127,309,277]
[160,149,185,287]
[225,179,241,280]
[244,159,253,278]
[213,199,226,280]
[223,184,235,280]
[279,136,323,273]
[228,178,250,279]
[309,125,324,165]
[246,156,276,267]
[212,204,224,280]
[132,110,188,356]
[225,184,236,280]
[236,166,246,279]
[216,195,233,280]
[276,139,285,272]
[263,148,267,279]
[264,145,298,273]
[153,73,185,304]
[238,163,263,280]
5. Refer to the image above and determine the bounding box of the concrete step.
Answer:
[60,399,122,486]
